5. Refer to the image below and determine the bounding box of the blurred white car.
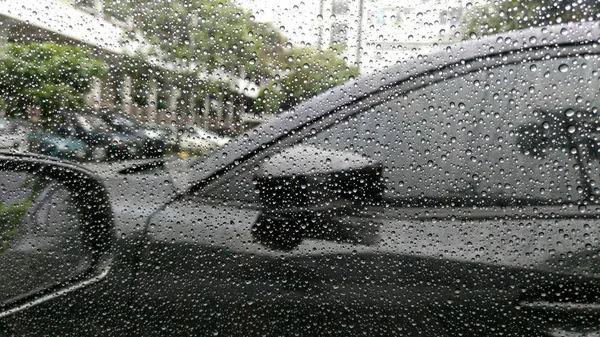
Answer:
[178,126,231,154]
[0,118,27,151]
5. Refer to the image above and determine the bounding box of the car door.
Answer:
[137,44,600,337]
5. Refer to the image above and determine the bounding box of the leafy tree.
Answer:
[463,0,600,37]
[515,109,600,202]
[0,175,46,253]
[254,46,359,114]
[0,43,106,127]
[105,0,358,120]
[108,0,287,83]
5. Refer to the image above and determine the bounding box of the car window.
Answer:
[208,52,600,207]
[304,55,600,206]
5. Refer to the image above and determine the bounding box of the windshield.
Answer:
[2,1,600,337]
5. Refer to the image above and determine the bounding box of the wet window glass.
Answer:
[210,54,600,208]
[1,1,600,336]
[76,115,109,133]
[302,55,600,206]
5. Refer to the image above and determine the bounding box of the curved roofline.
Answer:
[172,21,600,193]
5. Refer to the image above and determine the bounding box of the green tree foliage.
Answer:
[0,175,45,253]
[515,109,600,201]
[255,46,359,114]
[0,200,29,253]
[463,0,600,37]
[109,0,287,81]
[105,0,358,116]
[0,43,106,126]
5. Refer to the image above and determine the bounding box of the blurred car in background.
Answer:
[154,126,178,153]
[27,128,88,161]
[0,117,27,151]
[99,112,166,158]
[58,113,140,161]
[178,125,231,155]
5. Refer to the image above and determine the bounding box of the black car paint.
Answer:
[135,199,600,336]
[1,23,599,336]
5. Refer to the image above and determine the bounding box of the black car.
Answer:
[56,113,141,161]
[99,112,166,158]
[0,23,599,337]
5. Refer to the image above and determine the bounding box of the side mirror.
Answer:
[252,146,384,250]
[0,152,113,317]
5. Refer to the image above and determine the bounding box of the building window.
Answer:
[332,1,349,15]
[440,8,462,25]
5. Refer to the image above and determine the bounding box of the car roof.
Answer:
[170,21,600,193]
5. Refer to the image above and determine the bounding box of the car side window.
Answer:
[299,55,600,207]
[209,54,600,207]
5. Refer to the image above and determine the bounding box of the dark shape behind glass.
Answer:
[515,109,600,203]
[252,146,384,250]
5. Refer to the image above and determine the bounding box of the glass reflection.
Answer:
[0,171,91,303]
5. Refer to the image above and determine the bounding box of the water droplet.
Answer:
[565,108,575,117]
[568,125,576,133]
[558,64,569,72]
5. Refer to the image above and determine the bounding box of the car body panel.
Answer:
[100,113,166,158]
[139,199,600,336]
[144,22,600,337]
[69,114,142,160]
